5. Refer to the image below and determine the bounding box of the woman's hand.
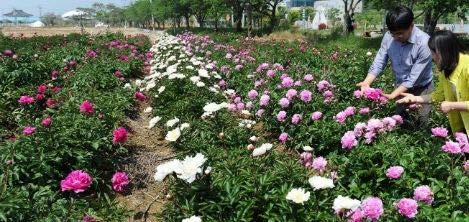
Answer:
[396,93,424,104]
[440,101,453,113]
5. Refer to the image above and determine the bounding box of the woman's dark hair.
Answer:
[428,30,462,78]
[386,6,414,32]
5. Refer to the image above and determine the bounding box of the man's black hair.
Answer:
[386,6,414,32]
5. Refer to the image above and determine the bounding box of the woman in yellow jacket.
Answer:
[397,30,469,134]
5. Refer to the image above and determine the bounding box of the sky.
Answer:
[0,0,133,17]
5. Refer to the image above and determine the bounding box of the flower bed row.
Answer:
[136,30,469,221]
[0,33,151,220]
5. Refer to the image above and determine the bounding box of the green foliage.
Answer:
[0,33,150,221]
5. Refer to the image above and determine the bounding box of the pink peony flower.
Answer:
[396,198,418,218]
[42,117,52,127]
[299,90,312,102]
[392,115,404,124]
[344,106,356,116]
[291,114,302,125]
[353,90,363,98]
[303,74,314,82]
[113,127,128,144]
[260,94,270,106]
[18,95,35,105]
[22,126,36,135]
[114,70,122,78]
[349,208,364,222]
[317,80,330,91]
[218,80,226,88]
[60,170,92,193]
[311,111,323,121]
[80,100,94,114]
[266,69,276,78]
[363,88,383,101]
[248,89,258,100]
[280,73,289,80]
[46,98,57,108]
[286,89,298,100]
[431,127,448,138]
[354,122,367,137]
[367,119,384,131]
[277,111,287,122]
[382,117,397,131]
[312,156,327,172]
[300,152,313,166]
[37,84,47,94]
[294,80,302,86]
[323,90,334,98]
[255,109,265,117]
[455,132,469,153]
[281,77,294,88]
[463,161,469,175]
[441,141,462,154]
[364,131,376,144]
[35,94,44,101]
[361,197,384,220]
[279,97,290,108]
[134,91,146,101]
[82,215,96,222]
[112,172,129,192]
[341,131,358,150]
[335,112,347,124]
[386,166,404,179]
[359,107,370,115]
[227,103,237,112]
[279,132,288,143]
[413,185,433,205]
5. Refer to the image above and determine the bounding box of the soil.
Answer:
[117,101,175,222]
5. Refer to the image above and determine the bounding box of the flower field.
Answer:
[1,30,469,221]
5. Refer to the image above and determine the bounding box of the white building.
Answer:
[314,0,363,14]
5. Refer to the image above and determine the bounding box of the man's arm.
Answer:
[357,33,390,91]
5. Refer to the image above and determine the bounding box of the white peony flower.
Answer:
[165,128,181,142]
[135,79,143,87]
[190,76,201,83]
[366,51,373,56]
[144,107,153,113]
[186,65,194,70]
[198,69,210,78]
[175,153,207,183]
[204,166,212,175]
[308,176,334,190]
[154,159,182,182]
[182,215,202,222]
[196,81,205,87]
[166,117,180,127]
[303,146,313,151]
[148,116,162,129]
[124,83,132,89]
[252,143,273,157]
[286,188,310,204]
[158,86,166,93]
[332,195,361,213]
[145,80,156,91]
[180,123,190,131]
[249,136,258,142]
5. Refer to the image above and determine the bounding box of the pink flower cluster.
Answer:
[113,127,128,144]
[344,115,403,147]
[334,107,356,124]
[413,185,433,205]
[396,198,418,218]
[300,153,327,172]
[354,88,388,104]
[386,166,404,179]
[440,132,469,154]
[80,100,94,114]
[350,197,384,222]
[431,127,448,138]
[112,172,129,192]
[311,111,323,121]
[60,170,93,193]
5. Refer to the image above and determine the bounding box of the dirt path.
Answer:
[117,101,175,222]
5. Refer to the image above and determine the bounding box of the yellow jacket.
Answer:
[431,53,469,134]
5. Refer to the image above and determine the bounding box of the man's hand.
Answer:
[356,81,370,92]
[396,93,424,104]
[383,93,396,100]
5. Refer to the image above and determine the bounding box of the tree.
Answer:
[342,0,363,33]
[417,0,468,35]
[41,13,62,26]
[190,0,212,28]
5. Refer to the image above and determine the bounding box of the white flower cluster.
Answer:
[239,119,256,129]
[201,102,228,118]
[286,188,310,204]
[332,195,361,213]
[164,117,190,142]
[308,176,334,190]
[252,143,273,157]
[154,153,207,183]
